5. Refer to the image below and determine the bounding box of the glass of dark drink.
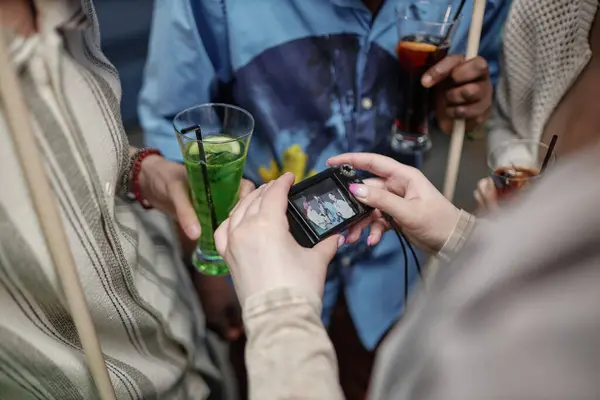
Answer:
[488,139,557,200]
[391,1,459,156]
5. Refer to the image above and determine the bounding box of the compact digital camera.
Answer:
[287,165,373,248]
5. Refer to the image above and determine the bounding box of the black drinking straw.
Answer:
[540,134,558,174]
[181,124,219,235]
[443,0,466,43]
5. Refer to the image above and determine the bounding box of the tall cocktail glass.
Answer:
[391,0,459,155]
[174,103,254,276]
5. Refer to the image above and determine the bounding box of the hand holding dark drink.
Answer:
[391,0,459,155]
[392,0,492,155]
[423,55,493,134]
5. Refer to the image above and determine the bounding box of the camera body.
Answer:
[287,165,373,248]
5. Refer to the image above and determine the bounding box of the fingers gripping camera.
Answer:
[287,165,373,248]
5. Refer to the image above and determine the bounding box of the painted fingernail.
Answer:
[185,223,201,240]
[337,236,345,248]
[349,184,368,199]
[367,235,373,246]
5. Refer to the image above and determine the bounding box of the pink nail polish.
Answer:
[349,184,368,198]
[367,236,373,246]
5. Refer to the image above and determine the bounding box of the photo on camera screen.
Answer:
[291,178,357,236]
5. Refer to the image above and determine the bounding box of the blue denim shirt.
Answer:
[139,0,510,350]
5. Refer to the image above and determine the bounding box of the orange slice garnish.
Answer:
[398,41,438,53]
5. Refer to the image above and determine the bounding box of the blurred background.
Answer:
[95,0,152,130]
[95,0,487,212]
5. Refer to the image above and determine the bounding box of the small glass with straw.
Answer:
[175,104,254,276]
[488,136,557,201]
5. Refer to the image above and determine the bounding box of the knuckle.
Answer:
[364,156,375,172]
[454,106,467,118]
[255,217,271,230]
[464,83,480,98]
[448,54,464,66]
[428,66,441,78]
[411,167,426,181]
[445,89,460,103]
[443,54,463,68]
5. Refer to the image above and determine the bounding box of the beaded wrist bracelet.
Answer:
[122,147,163,209]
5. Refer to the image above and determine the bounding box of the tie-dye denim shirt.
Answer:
[139,0,510,349]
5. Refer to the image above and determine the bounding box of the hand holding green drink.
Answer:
[175,104,254,276]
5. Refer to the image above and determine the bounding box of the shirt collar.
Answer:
[33,0,91,34]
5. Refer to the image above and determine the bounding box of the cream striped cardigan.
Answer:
[0,1,235,398]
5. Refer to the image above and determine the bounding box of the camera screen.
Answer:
[291,178,357,236]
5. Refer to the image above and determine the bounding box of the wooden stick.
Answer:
[442,0,487,201]
[427,0,487,281]
[0,31,116,400]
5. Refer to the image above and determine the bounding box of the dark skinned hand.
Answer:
[422,55,493,134]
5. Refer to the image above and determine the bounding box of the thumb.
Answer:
[238,179,256,201]
[348,184,412,224]
[312,234,344,264]
[171,180,201,240]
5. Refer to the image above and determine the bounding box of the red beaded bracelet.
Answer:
[131,148,163,210]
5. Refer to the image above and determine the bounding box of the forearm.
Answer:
[243,287,344,400]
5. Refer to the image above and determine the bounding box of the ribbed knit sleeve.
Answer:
[486,0,598,166]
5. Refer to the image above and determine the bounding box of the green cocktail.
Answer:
[175,104,254,276]
[184,138,245,274]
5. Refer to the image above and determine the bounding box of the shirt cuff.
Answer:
[436,209,476,262]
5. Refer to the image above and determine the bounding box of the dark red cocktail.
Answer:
[488,140,556,201]
[395,36,448,136]
[492,166,539,199]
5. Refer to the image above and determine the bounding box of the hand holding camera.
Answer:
[215,155,462,303]
[214,173,342,304]
[327,153,461,254]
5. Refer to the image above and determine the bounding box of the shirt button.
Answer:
[361,97,373,110]
[341,256,352,268]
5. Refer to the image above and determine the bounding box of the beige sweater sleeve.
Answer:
[242,214,477,399]
[436,210,476,262]
[243,287,344,400]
